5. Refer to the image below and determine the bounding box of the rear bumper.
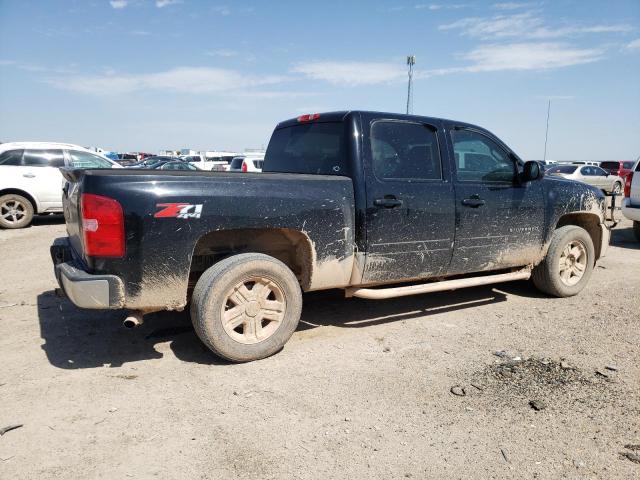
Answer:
[622,198,640,222]
[50,238,124,309]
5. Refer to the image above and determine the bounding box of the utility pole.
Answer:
[406,55,415,115]
[543,99,551,162]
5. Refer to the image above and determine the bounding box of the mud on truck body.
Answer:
[51,111,613,362]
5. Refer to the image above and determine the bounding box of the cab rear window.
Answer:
[264,122,348,176]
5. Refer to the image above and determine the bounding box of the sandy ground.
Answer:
[0,216,638,479]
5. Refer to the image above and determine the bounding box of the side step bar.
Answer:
[345,268,532,300]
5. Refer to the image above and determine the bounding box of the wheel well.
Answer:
[555,213,603,259]
[0,189,38,213]
[189,228,314,290]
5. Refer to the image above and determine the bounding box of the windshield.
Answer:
[264,122,348,175]
[547,165,577,174]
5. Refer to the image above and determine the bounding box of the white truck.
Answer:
[184,151,238,171]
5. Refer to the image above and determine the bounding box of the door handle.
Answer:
[23,173,36,178]
[461,196,485,208]
[374,197,403,208]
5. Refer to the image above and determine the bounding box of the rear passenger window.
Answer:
[370,121,442,180]
[452,129,515,183]
[23,149,64,167]
[67,150,113,169]
[0,149,24,165]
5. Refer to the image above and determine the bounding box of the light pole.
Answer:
[406,55,415,115]
[543,99,551,162]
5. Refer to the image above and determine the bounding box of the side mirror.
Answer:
[521,161,543,182]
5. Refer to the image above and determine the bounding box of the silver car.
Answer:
[546,164,624,195]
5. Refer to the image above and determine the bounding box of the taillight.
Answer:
[81,193,125,257]
[241,161,247,172]
[624,172,633,198]
[297,113,320,122]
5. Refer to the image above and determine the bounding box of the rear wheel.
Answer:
[0,194,34,229]
[190,253,302,362]
[634,221,640,242]
[532,225,595,297]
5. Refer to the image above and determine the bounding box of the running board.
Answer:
[345,268,532,300]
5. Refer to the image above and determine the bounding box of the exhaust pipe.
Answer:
[123,311,144,329]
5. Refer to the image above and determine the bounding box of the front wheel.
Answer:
[532,225,595,297]
[634,221,640,242]
[190,253,302,362]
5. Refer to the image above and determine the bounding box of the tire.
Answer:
[612,182,622,195]
[0,194,34,229]
[634,221,640,242]
[532,225,595,297]
[190,253,302,362]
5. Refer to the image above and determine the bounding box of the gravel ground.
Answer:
[0,216,638,479]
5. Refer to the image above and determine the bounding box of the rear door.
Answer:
[448,126,545,274]
[22,149,65,208]
[361,114,455,283]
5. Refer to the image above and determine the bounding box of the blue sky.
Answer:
[0,0,638,160]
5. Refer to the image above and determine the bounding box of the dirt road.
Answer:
[0,217,638,479]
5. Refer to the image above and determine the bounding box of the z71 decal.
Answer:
[154,203,203,219]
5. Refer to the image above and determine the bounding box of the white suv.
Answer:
[0,142,120,229]
[229,155,264,173]
[621,158,640,241]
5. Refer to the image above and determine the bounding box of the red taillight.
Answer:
[624,172,633,198]
[81,193,125,257]
[241,161,247,172]
[297,113,320,122]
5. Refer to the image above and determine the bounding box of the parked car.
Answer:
[51,110,612,362]
[148,160,199,171]
[117,153,140,166]
[0,142,120,229]
[599,160,636,180]
[229,155,264,172]
[127,156,180,168]
[621,159,640,241]
[546,164,624,195]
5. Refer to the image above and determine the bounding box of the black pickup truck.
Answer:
[51,111,611,362]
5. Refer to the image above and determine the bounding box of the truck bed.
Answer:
[61,169,356,310]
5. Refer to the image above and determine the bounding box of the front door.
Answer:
[361,115,455,284]
[448,127,545,274]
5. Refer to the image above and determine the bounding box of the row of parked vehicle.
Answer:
[112,151,265,173]
[545,163,627,195]
[546,159,640,240]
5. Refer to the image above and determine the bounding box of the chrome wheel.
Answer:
[558,240,587,286]
[1,199,27,226]
[221,277,286,345]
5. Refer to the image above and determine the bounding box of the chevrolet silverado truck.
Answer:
[51,111,612,362]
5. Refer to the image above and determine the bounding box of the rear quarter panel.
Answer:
[78,171,355,310]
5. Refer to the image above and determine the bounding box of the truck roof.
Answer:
[274,110,477,130]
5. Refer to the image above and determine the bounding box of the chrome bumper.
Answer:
[51,238,124,309]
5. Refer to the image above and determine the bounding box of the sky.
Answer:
[0,0,638,160]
